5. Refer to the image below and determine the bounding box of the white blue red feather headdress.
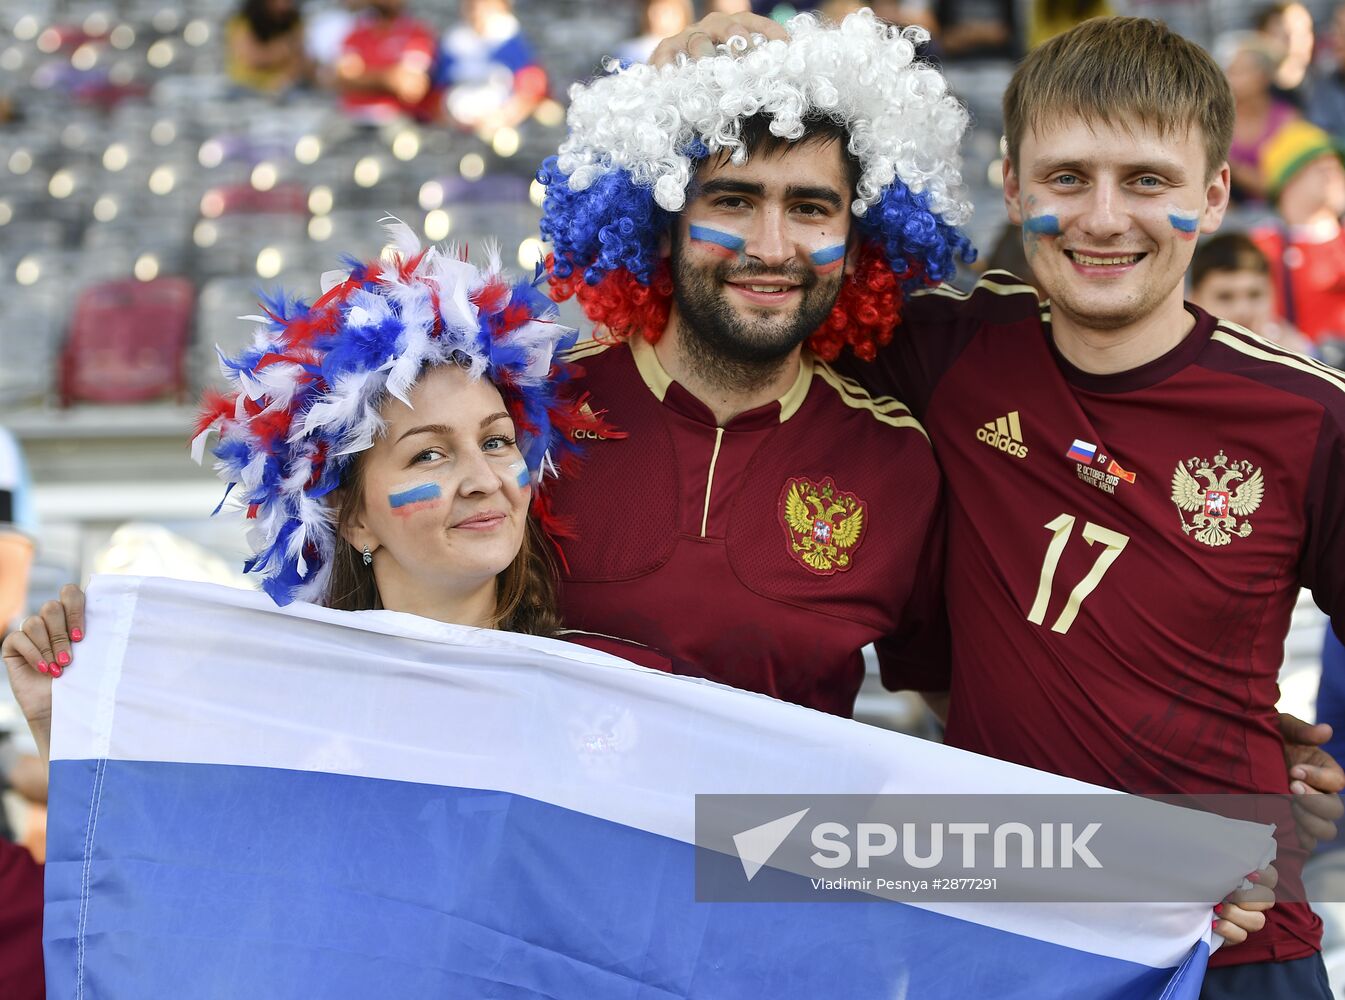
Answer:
[191,221,604,607]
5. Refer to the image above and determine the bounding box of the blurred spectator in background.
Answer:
[436,0,546,134]
[1308,2,1345,139]
[869,1,939,32]
[0,430,34,638]
[934,0,1017,61]
[226,0,311,96]
[334,0,438,123]
[1308,629,1345,963]
[617,0,694,65]
[1025,0,1112,50]
[1189,233,1312,351]
[1257,1,1316,109]
[820,0,867,17]
[1252,120,1345,344]
[305,0,360,89]
[1219,30,1300,202]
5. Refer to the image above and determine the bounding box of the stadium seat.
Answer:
[58,275,196,405]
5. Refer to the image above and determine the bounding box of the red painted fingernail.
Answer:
[1213,903,1224,915]
[36,662,48,674]
[1212,919,1220,929]
[1247,871,1261,883]
[56,651,70,667]
[70,628,82,642]
[49,665,62,679]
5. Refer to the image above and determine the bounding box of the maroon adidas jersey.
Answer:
[549,336,947,718]
[850,271,1345,966]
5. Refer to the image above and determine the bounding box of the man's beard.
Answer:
[670,235,844,394]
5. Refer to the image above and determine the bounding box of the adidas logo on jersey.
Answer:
[976,411,1029,459]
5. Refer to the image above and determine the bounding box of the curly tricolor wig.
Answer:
[539,9,976,362]
[191,222,604,607]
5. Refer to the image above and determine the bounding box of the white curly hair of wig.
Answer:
[555,8,973,224]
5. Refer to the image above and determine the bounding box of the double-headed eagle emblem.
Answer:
[1170,451,1265,547]
[780,476,866,574]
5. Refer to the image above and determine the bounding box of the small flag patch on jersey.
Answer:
[1067,440,1097,463]
[1107,459,1137,484]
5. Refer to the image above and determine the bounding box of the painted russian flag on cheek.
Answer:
[509,460,531,490]
[809,243,846,274]
[43,576,1275,1000]
[388,482,442,516]
[689,224,746,260]
[1169,210,1200,240]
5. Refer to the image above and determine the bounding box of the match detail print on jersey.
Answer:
[779,476,867,576]
[976,410,1029,459]
[1170,451,1265,547]
[1066,438,1138,495]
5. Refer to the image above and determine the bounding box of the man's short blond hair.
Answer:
[1003,16,1234,179]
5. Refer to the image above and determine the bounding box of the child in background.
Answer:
[1252,120,1345,344]
[436,0,546,134]
[1190,232,1313,352]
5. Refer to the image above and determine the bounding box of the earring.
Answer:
[362,545,373,567]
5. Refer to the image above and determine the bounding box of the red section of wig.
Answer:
[547,244,924,362]
[548,256,673,347]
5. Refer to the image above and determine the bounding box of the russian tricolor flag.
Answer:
[1067,439,1098,463]
[45,577,1272,999]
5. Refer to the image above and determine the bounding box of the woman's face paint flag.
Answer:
[387,481,442,515]
[47,575,1276,999]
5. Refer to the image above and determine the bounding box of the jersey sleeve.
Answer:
[873,488,951,693]
[1303,408,1345,643]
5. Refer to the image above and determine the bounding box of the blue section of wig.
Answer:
[538,156,669,286]
[855,177,976,287]
[538,156,975,291]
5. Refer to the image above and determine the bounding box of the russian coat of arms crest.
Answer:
[1170,451,1265,547]
[779,476,867,575]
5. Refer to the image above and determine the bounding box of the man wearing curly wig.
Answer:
[537,9,968,717]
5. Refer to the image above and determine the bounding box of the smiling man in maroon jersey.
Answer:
[627,10,1345,998]
[537,11,973,717]
[845,16,1338,1000]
